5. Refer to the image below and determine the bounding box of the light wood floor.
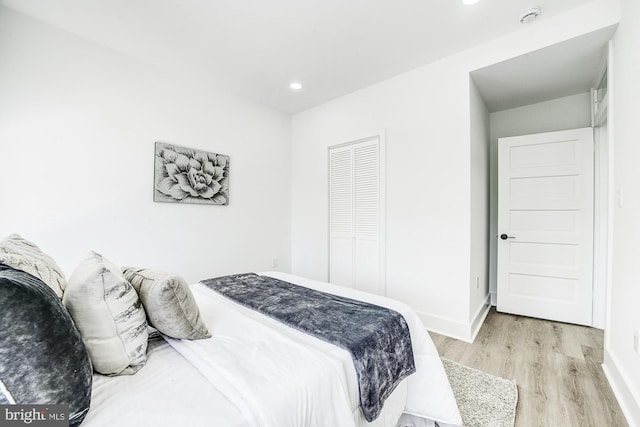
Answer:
[429,308,628,427]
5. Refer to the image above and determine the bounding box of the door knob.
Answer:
[500,234,515,240]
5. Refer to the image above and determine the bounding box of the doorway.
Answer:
[471,28,615,328]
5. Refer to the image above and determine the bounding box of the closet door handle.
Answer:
[500,234,516,240]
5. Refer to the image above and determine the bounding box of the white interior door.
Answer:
[497,128,594,326]
[329,136,384,295]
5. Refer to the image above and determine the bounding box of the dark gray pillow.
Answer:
[0,264,92,426]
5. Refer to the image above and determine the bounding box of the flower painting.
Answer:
[154,142,229,205]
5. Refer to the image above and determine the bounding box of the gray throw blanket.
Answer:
[201,273,416,422]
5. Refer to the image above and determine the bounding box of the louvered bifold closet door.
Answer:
[353,140,380,294]
[329,145,354,287]
[329,137,381,294]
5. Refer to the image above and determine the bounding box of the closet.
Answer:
[328,136,385,295]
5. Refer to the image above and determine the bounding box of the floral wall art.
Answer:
[154,142,230,205]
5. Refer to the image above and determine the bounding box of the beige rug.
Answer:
[441,358,518,427]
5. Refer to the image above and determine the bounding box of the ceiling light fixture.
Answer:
[519,7,541,24]
[462,0,480,5]
[289,82,303,90]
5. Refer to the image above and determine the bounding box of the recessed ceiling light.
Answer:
[462,0,480,5]
[289,82,302,90]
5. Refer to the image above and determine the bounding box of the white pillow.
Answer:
[63,251,148,376]
[0,233,66,298]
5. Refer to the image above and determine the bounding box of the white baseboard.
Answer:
[417,310,473,342]
[417,294,491,343]
[603,349,640,427]
[469,295,491,341]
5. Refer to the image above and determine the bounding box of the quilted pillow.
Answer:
[122,267,211,340]
[0,264,92,426]
[0,233,66,298]
[63,252,148,376]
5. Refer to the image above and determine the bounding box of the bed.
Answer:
[0,234,462,427]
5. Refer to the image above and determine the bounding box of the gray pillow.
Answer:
[0,233,66,298]
[0,264,92,426]
[122,267,211,340]
[63,252,148,376]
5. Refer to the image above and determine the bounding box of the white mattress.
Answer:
[82,272,460,427]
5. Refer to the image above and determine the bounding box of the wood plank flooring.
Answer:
[429,308,628,427]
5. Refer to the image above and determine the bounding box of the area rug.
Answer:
[440,358,518,427]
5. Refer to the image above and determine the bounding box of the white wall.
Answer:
[604,0,640,424]
[488,92,593,304]
[469,78,491,333]
[0,7,292,282]
[291,0,619,341]
[292,60,472,338]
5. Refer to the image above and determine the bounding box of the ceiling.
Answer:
[0,0,611,114]
[472,25,615,112]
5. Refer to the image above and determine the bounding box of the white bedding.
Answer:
[83,272,461,427]
[261,273,461,425]
[83,335,248,427]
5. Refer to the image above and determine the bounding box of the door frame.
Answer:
[591,40,613,329]
[592,123,609,329]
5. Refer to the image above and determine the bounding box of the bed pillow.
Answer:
[63,252,148,376]
[0,233,66,298]
[0,264,92,426]
[122,267,211,340]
